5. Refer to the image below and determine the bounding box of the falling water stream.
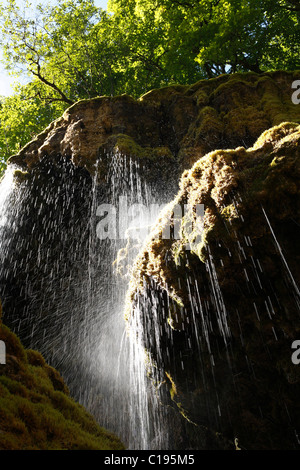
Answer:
[90,152,169,449]
[0,153,170,450]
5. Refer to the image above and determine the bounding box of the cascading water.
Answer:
[1,137,300,450]
[0,152,171,450]
[86,151,170,449]
[0,166,14,229]
[262,206,300,310]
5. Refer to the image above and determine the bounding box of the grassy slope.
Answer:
[0,306,125,450]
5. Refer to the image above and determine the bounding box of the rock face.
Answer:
[9,70,300,181]
[127,122,300,449]
[1,71,300,450]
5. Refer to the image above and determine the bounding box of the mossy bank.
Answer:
[0,304,125,450]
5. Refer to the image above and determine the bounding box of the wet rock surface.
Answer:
[128,123,300,449]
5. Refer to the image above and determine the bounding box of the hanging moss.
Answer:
[128,122,300,310]
[12,169,30,185]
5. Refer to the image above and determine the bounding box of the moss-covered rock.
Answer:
[127,122,300,450]
[8,71,300,181]
[2,71,300,450]
[0,304,125,450]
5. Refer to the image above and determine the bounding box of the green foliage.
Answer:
[0,0,299,173]
[108,0,300,79]
[1,0,298,100]
[0,81,66,168]
[0,320,125,450]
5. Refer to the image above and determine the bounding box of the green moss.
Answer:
[26,349,46,367]
[194,89,210,107]
[167,303,185,331]
[253,121,300,149]
[260,89,299,126]
[0,324,27,362]
[224,106,270,141]
[139,84,187,106]
[165,372,196,425]
[127,121,300,328]
[7,71,300,178]
[211,71,259,100]
[0,309,125,450]
[13,169,30,185]
[196,106,223,137]
[103,133,174,160]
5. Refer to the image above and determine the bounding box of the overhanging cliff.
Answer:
[1,70,300,450]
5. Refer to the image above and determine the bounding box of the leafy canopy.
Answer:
[0,0,299,172]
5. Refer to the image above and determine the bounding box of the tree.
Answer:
[108,0,300,78]
[0,0,299,174]
[0,0,115,104]
[1,0,299,101]
[0,80,65,170]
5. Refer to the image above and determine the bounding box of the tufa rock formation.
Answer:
[9,70,300,183]
[127,122,300,449]
[1,71,300,449]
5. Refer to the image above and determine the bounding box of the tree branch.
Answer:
[29,62,74,105]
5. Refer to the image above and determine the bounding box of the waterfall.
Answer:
[3,144,299,450]
[0,166,14,229]
[0,152,170,450]
[262,206,300,309]
[85,152,170,449]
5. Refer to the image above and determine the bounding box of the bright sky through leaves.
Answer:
[0,0,108,96]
